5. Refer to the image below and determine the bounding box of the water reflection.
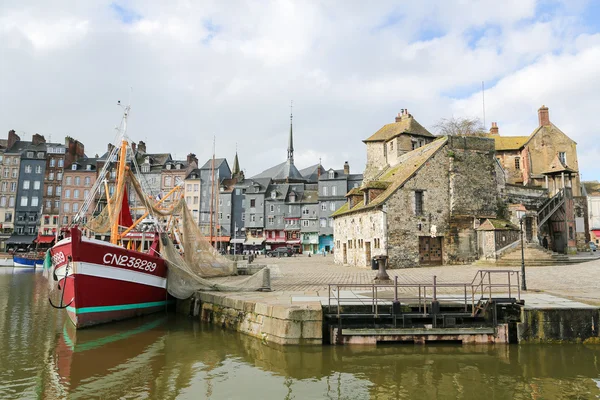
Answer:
[2,271,600,399]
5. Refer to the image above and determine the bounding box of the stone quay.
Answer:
[177,254,600,346]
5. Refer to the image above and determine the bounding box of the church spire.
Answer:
[232,143,244,181]
[287,100,294,164]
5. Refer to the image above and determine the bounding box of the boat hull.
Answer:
[13,255,39,269]
[51,228,169,328]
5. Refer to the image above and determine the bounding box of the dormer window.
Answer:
[86,164,92,171]
[328,170,335,179]
[37,152,44,158]
[71,164,77,170]
[27,151,34,158]
[271,191,277,199]
[289,193,296,203]
[166,164,172,170]
[145,156,150,164]
[176,164,182,170]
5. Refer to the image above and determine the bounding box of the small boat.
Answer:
[13,253,43,269]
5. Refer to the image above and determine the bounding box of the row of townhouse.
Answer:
[183,114,362,254]
[0,112,362,255]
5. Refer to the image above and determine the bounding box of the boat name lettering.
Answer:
[102,253,157,272]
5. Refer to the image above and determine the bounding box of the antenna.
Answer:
[482,81,486,128]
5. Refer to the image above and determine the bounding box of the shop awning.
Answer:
[592,230,600,238]
[35,235,55,244]
[6,235,36,245]
[244,238,265,246]
[230,238,245,244]
[286,240,301,245]
[209,236,230,243]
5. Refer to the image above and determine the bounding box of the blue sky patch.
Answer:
[110,2,142,24]
[201,19,221,45]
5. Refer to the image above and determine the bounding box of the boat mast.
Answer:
[110,103,130,245]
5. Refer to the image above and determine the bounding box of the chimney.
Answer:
[32,133,46,146]
[137,140,146,154]
[131,142,137,154]
[489,122,499,135]
[7,130,20,149]
[538,105,550,127]
[395,112,402,122]
[187,153,198,166]
[344,161,350,175]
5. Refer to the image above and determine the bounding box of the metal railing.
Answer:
[327,270,521,318]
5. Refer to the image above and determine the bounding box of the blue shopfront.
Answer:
[318,235,334,254]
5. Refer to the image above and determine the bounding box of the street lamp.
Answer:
[516,210,527,291]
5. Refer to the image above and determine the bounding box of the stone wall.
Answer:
[497,149,525,184]
[179,292,323,345]
[447,136,498,218]
[333,208,386,266]
[364,142,386,182]
[386,148,450,267]
[504,184,548,209]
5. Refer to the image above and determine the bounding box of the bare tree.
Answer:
[434,116,486,136]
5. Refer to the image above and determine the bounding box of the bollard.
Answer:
[259,267,271,292]
[374,256,390,281]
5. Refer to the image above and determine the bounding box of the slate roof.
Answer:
[363,115,434,143]
[333,137,448,217]
[200,158,227,170]
[299,164,326,183]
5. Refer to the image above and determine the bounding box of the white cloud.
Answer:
[0,0,599,182]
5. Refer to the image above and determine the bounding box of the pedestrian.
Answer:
[542,236,548,249]
[322,248,326,257]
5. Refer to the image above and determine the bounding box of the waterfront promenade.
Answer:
[231,254,600,304]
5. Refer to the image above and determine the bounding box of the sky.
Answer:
[1,0,599,181]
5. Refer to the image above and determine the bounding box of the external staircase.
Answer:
[475,243,575,266]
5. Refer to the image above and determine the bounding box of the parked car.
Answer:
[590,242,598,252]
[267,247,294,257]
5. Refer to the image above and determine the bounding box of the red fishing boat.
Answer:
[48,103,181,328]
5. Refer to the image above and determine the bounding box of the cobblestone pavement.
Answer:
[249,254,600,305]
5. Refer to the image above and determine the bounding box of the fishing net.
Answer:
[127,169,269,298]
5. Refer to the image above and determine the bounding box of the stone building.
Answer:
[486,106,582,253]
[333,136,500,268]
[362,109,436,182]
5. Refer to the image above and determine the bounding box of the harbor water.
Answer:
[2,269,600,399]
